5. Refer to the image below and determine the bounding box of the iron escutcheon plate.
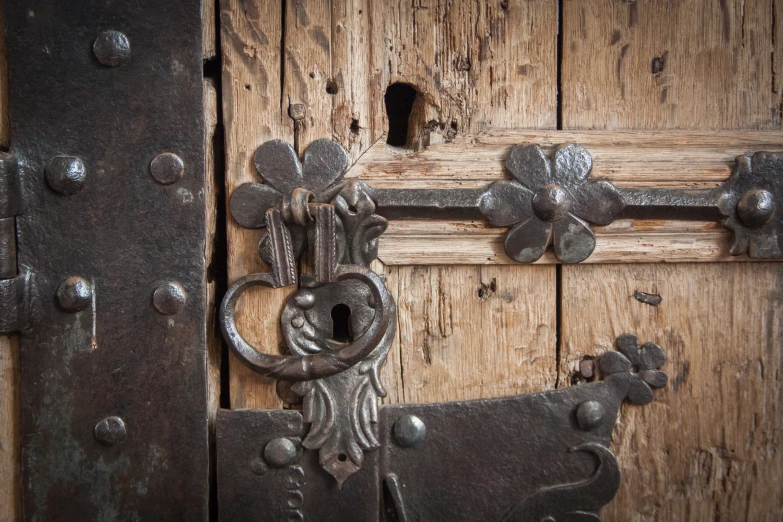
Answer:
[5,1,208,519]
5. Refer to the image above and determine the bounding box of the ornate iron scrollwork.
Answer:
[217,139,683,520]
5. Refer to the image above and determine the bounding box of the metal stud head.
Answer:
[45,156,86,195]
[93,31,131,67]
[94,416,127,446]
[532,184,571,222]
[153,282,186,315]
[393,414,426,448]
[263,438,298,468]
[737,189,775,228]
[150,153,185,185]
[56,276,92,312]
[576,400,606,431]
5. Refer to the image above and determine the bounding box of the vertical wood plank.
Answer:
[221,0,293,409]
[203,0,216,60]
[330,0,375,162]
[561,1,783,520]
[284,0,333,155]
[391,265,556,403]
[204,76,221,449]
[0,338,20,521]
[563,0,782,129]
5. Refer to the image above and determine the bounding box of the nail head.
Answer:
[56,276,92,312]
[93,31,131,67]
[45,156,86,195]
[94,416,127,446]
[150,152,185,185]
[153,282,186,315]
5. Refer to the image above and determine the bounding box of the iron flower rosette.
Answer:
[601,334,668,405]
[479,144,624,263]
[719,151,783,258]
[229,139,351,264]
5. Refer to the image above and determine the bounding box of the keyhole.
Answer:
[384,82,418,148]
[331,304,352,343]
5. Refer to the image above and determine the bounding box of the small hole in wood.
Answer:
[326,78,339,95]
[384,82,419,148]
[350,118,360,134]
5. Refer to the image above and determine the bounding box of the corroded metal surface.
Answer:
[216,336,668,521]
[5,1,208,519]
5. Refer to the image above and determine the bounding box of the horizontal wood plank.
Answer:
[342,131,783,264]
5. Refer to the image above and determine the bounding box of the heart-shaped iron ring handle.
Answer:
[219,264,393,381]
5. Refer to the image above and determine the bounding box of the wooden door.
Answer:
[218,1,783,519]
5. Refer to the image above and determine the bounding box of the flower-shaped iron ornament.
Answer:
[718,151,783,258]
[479,144,625,263]
[229,139,387,267]
[600,334,668,405]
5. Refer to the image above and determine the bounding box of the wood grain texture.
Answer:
[562,0,783,130]
[221,0,293,409]
[381,264,556,404]
[561,1,783,520]
[203,0,216,60]
[346,130,783,264]
[204,77,221,454]
[0,336,20,522]
[222,0,559,408]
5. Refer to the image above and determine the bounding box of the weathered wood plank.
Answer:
[388,264,556,403]
[0,337,19,522]
[346,130,783,264]
[221,0,293,409]
[203,0,216,60]
[562,0,782,130]
[561,1,783,520]
[204,77,221,458]
[284,0,333,155]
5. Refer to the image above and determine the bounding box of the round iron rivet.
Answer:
[56,276,92,312]
[393,414,426,448]
[150,153,185,185]
[94,416,127,446]
[294,291,316,309]
[93,30,131,67]
[737,189,775,228]
[291,316,305,328]
[250,457,268,476]
[153,282,187,315]
[45,156,86,195]
[532,184,571,222]
[264,437,298,468]
[576,400,606,431]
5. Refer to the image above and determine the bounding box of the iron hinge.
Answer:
[0,152,31,334]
